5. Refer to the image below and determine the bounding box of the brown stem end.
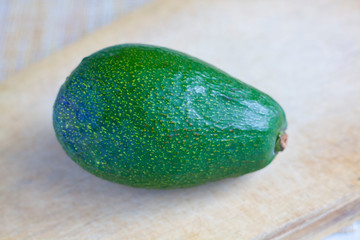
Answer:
[279,132,288,151]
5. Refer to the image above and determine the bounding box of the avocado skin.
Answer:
[53,44,287,189]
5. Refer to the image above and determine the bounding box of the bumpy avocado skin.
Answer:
[53,44,287,189]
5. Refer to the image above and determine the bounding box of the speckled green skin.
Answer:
[53,44,287,189]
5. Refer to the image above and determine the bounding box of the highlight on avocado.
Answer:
[53,44,287,189]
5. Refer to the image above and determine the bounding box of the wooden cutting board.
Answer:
[1,0,359,239]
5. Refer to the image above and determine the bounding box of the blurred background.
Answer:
[0,0,153,81]
[0,1,358,239]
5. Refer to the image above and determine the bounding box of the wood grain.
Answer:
[1,0,360,239]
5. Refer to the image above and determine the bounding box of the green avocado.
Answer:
[53,44,287,189]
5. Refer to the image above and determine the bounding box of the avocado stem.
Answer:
[279,132,288,151]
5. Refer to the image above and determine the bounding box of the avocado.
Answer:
[53,44,287,189]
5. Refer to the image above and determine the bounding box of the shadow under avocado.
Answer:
[18,122,252,223]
